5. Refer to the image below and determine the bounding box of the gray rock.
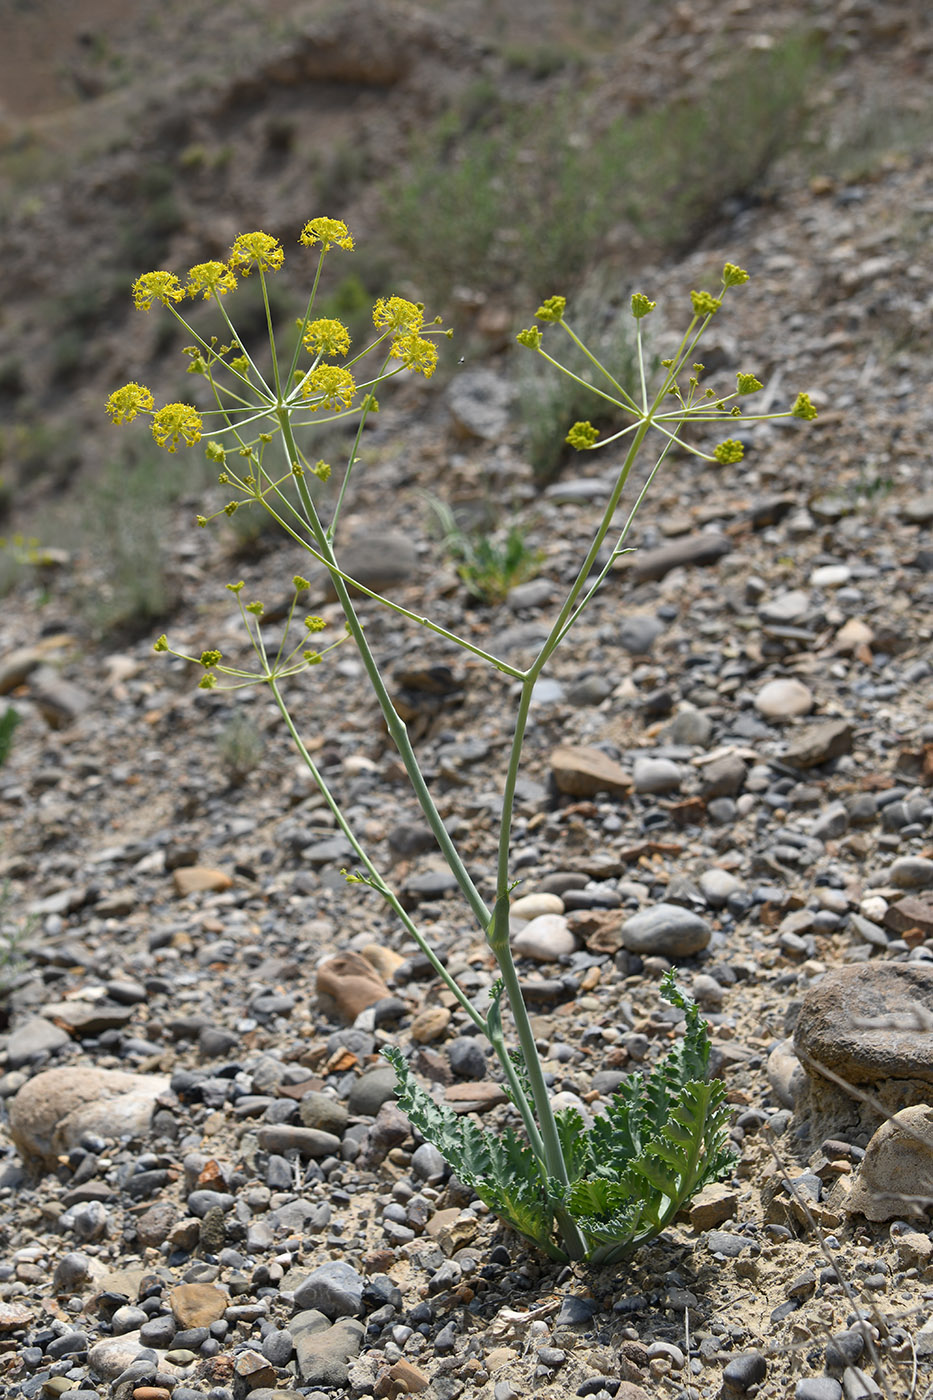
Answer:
[697,754,747,799]
[87,1335,158,1380]
[298,1092,349,1136]
[722,1350,767,1391]
[319,531,418,604]
[666,708,714,747]
[706,1231,750,1257]
[186,1189,235,1217]
[811,802,850,840]
[793,963,933,1140]
[565,673,612,706]
[631,532,731,582]
[293,1260,365,1318]
[262,1327,295,1366]
[52,1252,96,1293]
[291,1311,364,1386]
[6,1015,72,1068]
[446,368,513,440]
[620,903,710,957]
[759,589,810,624]
[346,1065,398,1117]
[632,756,682,794]
[698,869,745,908]
[447,1037,487,1079]
[784,719,854,769]
[619,614,665,655]
[59,1200,110,1241]
[30,664,93,729]
[890,856,933,889]
[411,1141,446,1183]
[796,1380,843,1400]
[255,1125,342,1158]
[507,579,555,611]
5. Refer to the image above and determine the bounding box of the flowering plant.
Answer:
[109,223,816,1263]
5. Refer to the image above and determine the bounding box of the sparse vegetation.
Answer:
[216,711,266,787]
[0,707,20,767]
[386,33,822,306]
[427,495,545,604]
[517,274,646,481]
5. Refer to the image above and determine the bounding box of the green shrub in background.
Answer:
[386,32,820,306]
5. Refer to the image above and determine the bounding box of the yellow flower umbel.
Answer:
[132,272,185,311]
[303,319,351,359]
[187,261,238,300]
[299,217,355,252]
[301,366,356,411]
[228,231,284,276]
[390,333,438,378]
[151,403,203,453]
[373,296,423,334]
[106,383,154,424]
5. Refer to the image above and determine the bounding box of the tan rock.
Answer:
[169,1282,229,1329]
[386,1358,431,1394]
[510,892,564,919]
[409,1006,451,1043]
[550,745,632,798]
[783,719,854,769]
[172,866,233,896]
[846,1105,933,1223]
[834,617,874,654]
[316,952,391,1021]
[511,913,577,961]
[893,1231,933,1269]
[445,1082,509,1113]
[361,943,407,981]
[9,1067,170,1171]
[754,678,814,720]
[0,1301,34,1331]
[685,1183,739,1231]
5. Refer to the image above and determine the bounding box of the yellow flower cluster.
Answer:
[132,272,185,311]
[391,333,438,378]
[301,365,356,411]
[713,439,744,464]
[106,383,154,424]
[152,403,203,453]
[187,261,238,300]
[228,231,284,276]
[690,290,722,317]
[303,319,351,359]
[373,297,423,334]
[299,217,355,252]
[566,421,599,450]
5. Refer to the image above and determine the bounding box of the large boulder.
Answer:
[792,964,933,1143]
[9,1066,171,1172]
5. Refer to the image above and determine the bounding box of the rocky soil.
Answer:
[1,3,933,1400]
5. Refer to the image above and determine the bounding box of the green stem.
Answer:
[267,676,488,1033]
[278,414,492,940]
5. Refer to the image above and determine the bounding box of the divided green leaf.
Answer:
[385,974,737,1264]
